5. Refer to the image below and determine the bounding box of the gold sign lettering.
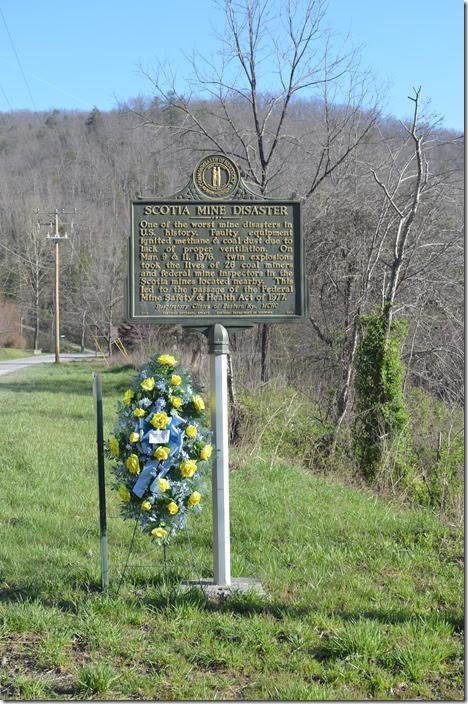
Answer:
[130,199,302,321]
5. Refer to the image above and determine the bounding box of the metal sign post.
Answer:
[208,324,231,586]
[92,372,108,592]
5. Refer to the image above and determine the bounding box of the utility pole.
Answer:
[37,209,74,363]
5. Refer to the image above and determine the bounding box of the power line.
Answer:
[0,56,94,109]
[0,6,36,110]
[0,239,53,269]
[0,80,12,110]
[20,68,93,109]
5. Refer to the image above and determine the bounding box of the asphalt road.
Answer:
[0,352,97,377]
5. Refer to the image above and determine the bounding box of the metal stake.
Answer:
[208,324,231,586]
[92,372,108,591]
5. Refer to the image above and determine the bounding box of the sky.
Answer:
[0,0,463,130]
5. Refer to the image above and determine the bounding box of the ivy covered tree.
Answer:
[353,310,408,481]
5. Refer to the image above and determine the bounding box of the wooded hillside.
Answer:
[0,98,462,397]
[0,0,463,518]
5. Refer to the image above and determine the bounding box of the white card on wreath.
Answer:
[148,430,170,444]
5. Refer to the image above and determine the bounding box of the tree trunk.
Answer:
[227,351,237,407]
[260,323,270,382]
[107,318,113,358]
[33,277,40,351]
[331,319,359,452]
[80,310,87,353]
[33,317,39,352]
[227,349,244,443]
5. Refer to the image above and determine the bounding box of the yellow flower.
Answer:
[141,500,152,512]
[185,424,197,439]
[154,446,170,461]
[133,407,146,418]
[158,477,170,493]
[108,436,119,456]
[118,484,131,502]
[150,412,169,429]
[192,394,205,411]
[129,431,140,443]
[180,459,197,478]
[140,376,155,392]
[158,354,177,367]
[126,453,140,475]
[170,374,182,386]
[123,389,134,406]
[151,526,168,539]
[199,444,213,461]
[170,396,183,409]
[167,501,179,515]
[187,491,201,507]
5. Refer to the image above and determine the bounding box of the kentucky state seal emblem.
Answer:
[193,154,240,199]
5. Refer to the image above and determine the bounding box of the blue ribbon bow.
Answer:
[132,460,158,498]
[132,414,186,498]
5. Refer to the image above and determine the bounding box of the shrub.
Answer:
[407,388,464,521]
[237,379,334,470]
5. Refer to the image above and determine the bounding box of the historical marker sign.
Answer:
[127,155,306,326]
[124,154,307,589]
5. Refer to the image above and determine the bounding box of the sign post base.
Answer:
[181,577,265,601]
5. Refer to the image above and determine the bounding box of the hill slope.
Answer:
[0,362,463,700]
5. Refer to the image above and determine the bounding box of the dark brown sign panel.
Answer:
[127,199,306,326]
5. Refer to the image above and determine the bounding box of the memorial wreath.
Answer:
[107,353,212,542]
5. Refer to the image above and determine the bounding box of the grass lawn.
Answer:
[0,362,464,700]
[0,348,39,361]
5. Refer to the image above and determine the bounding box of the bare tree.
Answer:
[307,88,463,444]
[370,88,462,335]
[15,222,52,352]
[135,0,380,381]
